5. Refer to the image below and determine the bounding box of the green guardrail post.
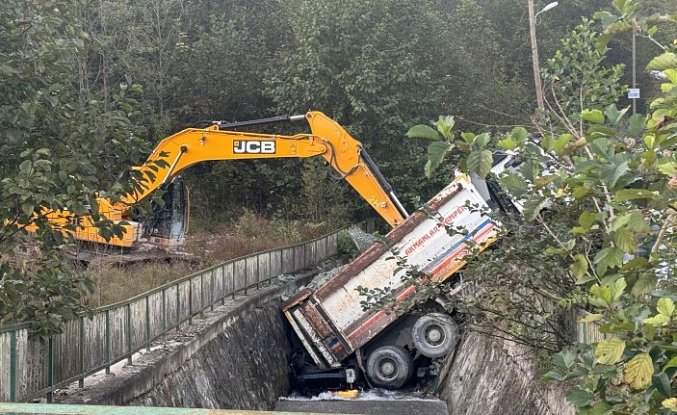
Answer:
[210,269,215,311]
[9,330,16,402]
[292,246,296,271]
[188,278,193,325]
[255,254,260,289]
[145,296,151,351]
[221,266,226,305]
[162,288,166,332]
[268,251,272,283]
[126,303,132,365]
[105,309,111,374]
[176,283,180,331]
[47,337,53,403]
[231,262,236,300]
[243,260,248,296]
[79,317,85,388]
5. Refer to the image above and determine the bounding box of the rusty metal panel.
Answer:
[299,303,332,338]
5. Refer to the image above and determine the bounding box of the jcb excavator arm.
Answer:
[64,111,408,248]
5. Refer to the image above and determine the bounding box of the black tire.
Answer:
[412,313,458,358]
[365,345,414,389]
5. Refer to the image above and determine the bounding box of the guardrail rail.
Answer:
[0,230,339,402]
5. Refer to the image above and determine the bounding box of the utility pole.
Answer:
[632,21,637,115]
[528,0,544,110]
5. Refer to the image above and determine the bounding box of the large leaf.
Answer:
[466,149,493,178]
[435,116,455,139]
[653,372,672,397]
[595,337,625,365]
[499,173,528,197]
[624,353,654,390]
[582,109,605,124]
[406,124,440,141]
[604,105,628,125]
[647,53,677,71]
[614,189,658,201]
[424,141,454,177]
[613,227,636,253]
[566,387,595,407]
[594,247,624,275]
[657,297,674,317]
[571,254,591,283]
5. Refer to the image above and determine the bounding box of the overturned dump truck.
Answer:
[282,168,520,389]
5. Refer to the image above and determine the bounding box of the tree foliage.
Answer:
[0,0,148,334]
[414,8,677,411]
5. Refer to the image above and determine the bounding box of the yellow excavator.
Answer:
[42,111,409,253]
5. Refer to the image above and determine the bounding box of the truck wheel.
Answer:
[412,313,458,358]
[365,345,413,389]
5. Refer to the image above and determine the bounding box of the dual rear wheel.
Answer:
[365,313,458,389]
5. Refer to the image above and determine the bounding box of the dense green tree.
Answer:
[0,0,148,333]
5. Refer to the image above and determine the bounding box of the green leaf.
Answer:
[631,273,656,296]
[553,134,573,155]
[583,401,612,415]
[613,227,636,253]
[600,160,629,189]
[542,370,568,381]
[610,278,626,302]
[662,398,677,411]
[624,353,654,389]
[662,357,677,373]
[472,133,491,150]
[594,247,624,275]
[566,387,595,407]
[647,53,677,71]
[657,159,677,176]
[579,211,597,230]
[571,254,590,283]
[653,372,671,397]
[614,189,658,201]
[590,284,613,307]
[435,115,455,139]
[657,297,674,317]
[499,173,528,197]
[604,105,628,125]
[589,138,614,159]
[425,141,453,177]
[572,186,590,199]
[644,314,670,327]
[582,109,605,124]
[466,149,493,178]
[19,160,32,174]
[627,114,645,137]
[406,125,440,141]
[497,137,516,150]
[553,348,576,369]
[595,337,625,365]
[510,126,528,145]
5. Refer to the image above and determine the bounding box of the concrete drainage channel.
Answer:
[55,263,448,414]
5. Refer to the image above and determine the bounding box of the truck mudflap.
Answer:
[286,175,499,368]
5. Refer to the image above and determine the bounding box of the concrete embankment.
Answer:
[439,331,573,415]
[59,271,318,410]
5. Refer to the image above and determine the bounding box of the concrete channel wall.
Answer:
[59,271,319,410]
[439,332,573,415]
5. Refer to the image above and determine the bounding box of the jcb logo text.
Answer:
[233,140,276,154]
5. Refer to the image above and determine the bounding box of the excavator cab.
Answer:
[142,176,188,247]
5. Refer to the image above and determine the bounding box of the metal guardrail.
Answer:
[0,230,339,402]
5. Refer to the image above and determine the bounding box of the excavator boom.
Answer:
[55,111,409,249]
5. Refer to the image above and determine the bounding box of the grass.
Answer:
[80,212,340,308]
